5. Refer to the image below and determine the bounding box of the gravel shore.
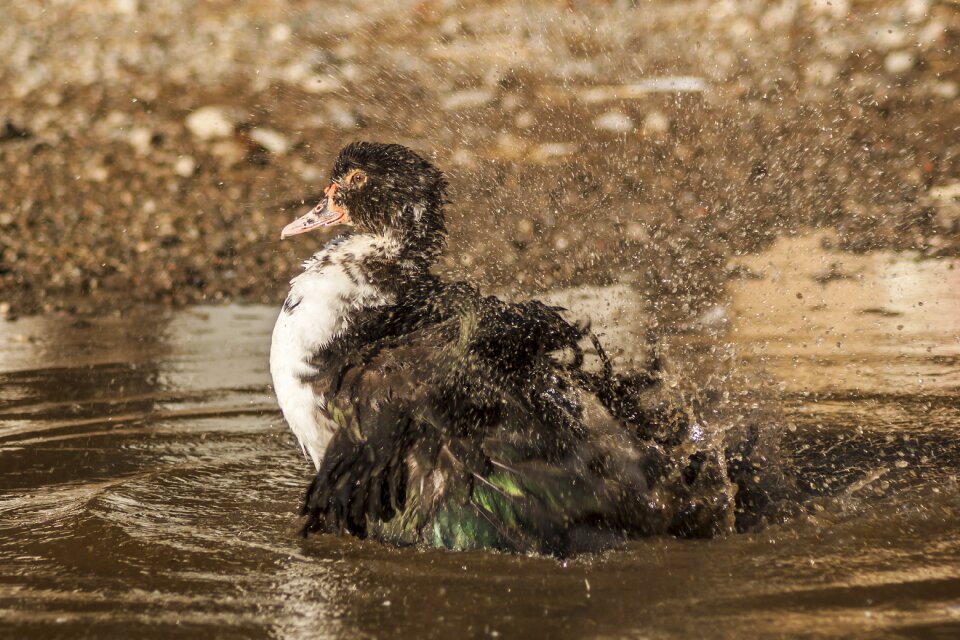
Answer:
[0,0,957,318]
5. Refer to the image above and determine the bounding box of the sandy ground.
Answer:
[0,0,957,318]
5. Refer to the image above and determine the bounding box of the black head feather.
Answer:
[330,142,449,265]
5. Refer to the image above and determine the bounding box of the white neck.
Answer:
[270,233,398,468]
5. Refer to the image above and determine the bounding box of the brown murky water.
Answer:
[2,237,959,639]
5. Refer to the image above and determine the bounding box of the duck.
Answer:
[270,142,743,555]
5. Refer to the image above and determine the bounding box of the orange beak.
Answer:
[280,183,351,239]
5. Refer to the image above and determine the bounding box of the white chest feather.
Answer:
[270,234,396,469]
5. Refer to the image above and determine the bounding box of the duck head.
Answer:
[281,142,448,265]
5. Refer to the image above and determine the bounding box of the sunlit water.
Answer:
[1,237,959,638]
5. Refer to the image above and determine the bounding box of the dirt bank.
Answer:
[0,0,957,318]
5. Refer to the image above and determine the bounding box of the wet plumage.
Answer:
[271,142,743,555]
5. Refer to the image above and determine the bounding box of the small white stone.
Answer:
[709,0,738,22]
[210,140,245,167]
[174,155,196,177]
[250,127,290,154]
[334,42,358,60]
[626,222,648,241]
[761,3,797,31]
[555,60,598,80]
[514,111,535,128]
[642,110,670,135]
[808,0,849,18]
[127,127,153,155]
[327,104,357,129]
[806,61,838,86]
[300,165,324,183]
[112,0,138,14]
[450,148,476,167]
[501,94,522,111]
[919,21,945,46]
[532,142,577,160]
[884,51,915,74]
[932,81,958,99]
[282,61,310,84]
[185,106,235,140]
[104,110,129,128]
[269,23,292,43]
[873,26,907,51]
[441,89,495,111]
[728,18,756,41]
[929,182,960,202]
[341,64,363,82]
[496,133,527,158]
[516,218,534,236]
[439,16,460,37]
[87,165,108,182]
[905,0,930,21]
[594,111,635,133]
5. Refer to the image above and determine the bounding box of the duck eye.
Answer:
[350,171,367,186]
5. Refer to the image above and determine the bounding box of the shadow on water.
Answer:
[1,236,958,638]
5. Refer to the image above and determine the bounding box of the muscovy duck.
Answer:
[270,142,738,555]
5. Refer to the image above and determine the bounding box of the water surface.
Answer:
[1,238,959,638]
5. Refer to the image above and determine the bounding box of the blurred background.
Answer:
[2,4,960,637]
[0,0,957,319]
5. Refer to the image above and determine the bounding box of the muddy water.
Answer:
[1,238,959,639]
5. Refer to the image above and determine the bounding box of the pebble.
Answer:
[450,148,476,167]
[86,165,108,182]
[298,163,325,183]
[929,182,960,233]
[495,132,528,158]
[530,142,577,162]
[626,222,649,242]
[269,23,292,43]
[932,81,958,99]
[873,26,908,51]
[761,3,797,30]
[327,104,358,129]
[210,140,245,167]
[185,106,235,140]
[441,89,495,111]
[905,0,930,21]
[112,0,138,15]
[805,61,838,86]
[594,111,635,133]
[919,21,945,46]
[174,156,196,177]
[728,18,756,41]
[514,111,535,128]
[439,16,461,38]
[884,51,915,74]
[516,218,535,237]
[127,127,153,155]
[501,93,522,111]
[642,111,670,135]
[250,127,290,155]
[808,0,849,18]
